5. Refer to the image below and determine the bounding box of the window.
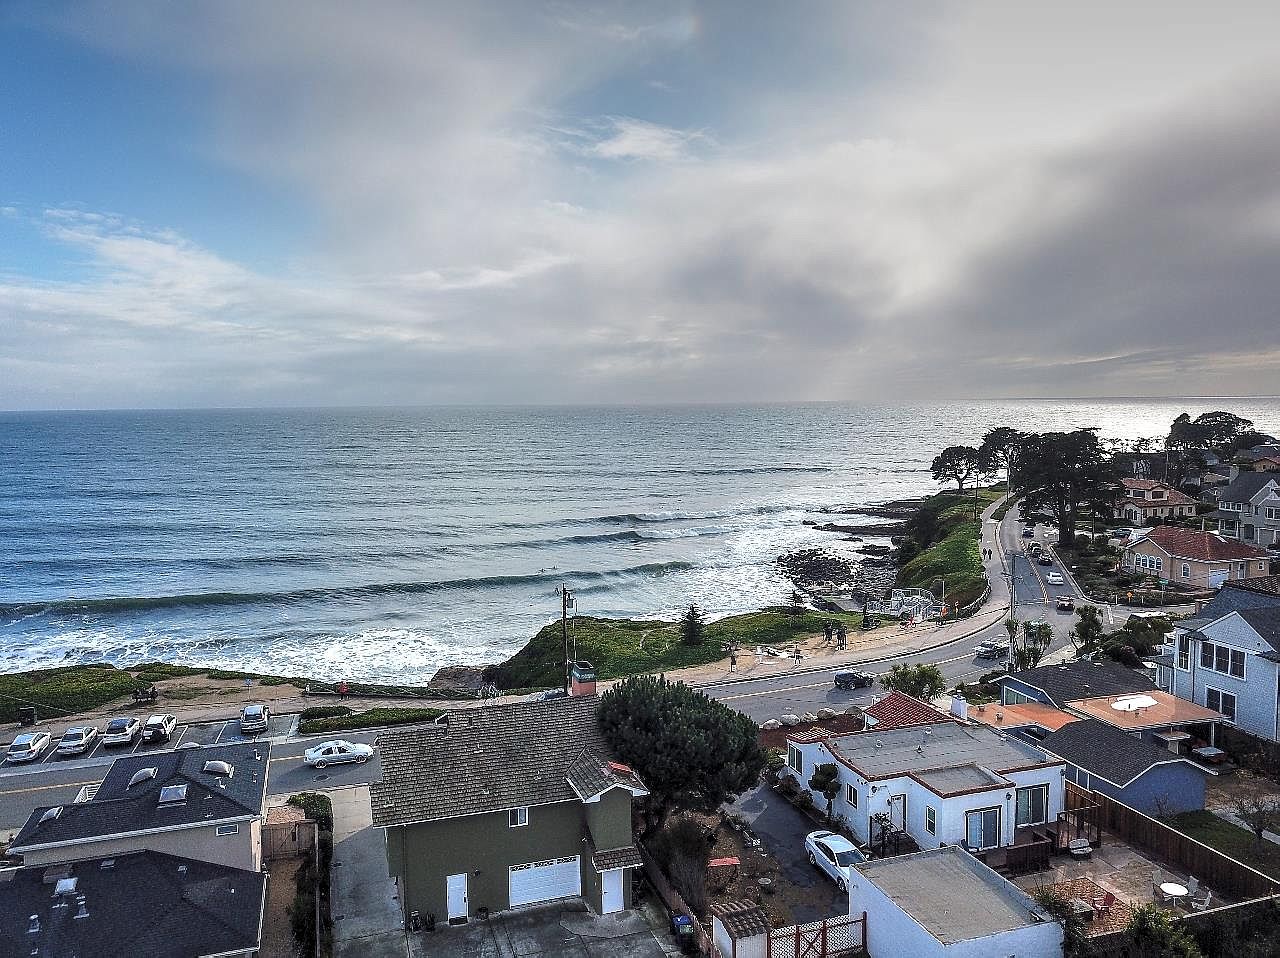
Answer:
[215,823,239,836]
[1003,688,1034,706]
[1181,563,1191,580]
[1016,785,1049,827]
[925,806,936,835]
[847,784,858,809]
[1200,641,1245,679]
[1205,688,1237,723]
[1176,634,1191,670]
[509,806,528,828]
[965,807,1001,850]
[788,745,803,774]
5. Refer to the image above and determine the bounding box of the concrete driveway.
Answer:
[728,784,846,923]
[330,786,407,958]
[412,901,667,958]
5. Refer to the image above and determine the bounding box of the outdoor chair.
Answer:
[1191,889,1213,911]
[1091,891,1117,915]
[1185,876,1199,897]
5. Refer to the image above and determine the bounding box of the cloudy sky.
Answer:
[3,2,1280,409]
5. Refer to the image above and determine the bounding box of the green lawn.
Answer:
[486,608,864,690]
[1168,810,1280,880]
[896,489,1002,608]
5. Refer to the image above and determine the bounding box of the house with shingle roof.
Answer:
[8,742,268,872]
[1039,719,1210,815]
[0,850,267,958]
[1212,471,1280,548]
[1156,584,1280,742]
[995,659,1155,711]
[1121,526,1271,590]
[371,694,647,925]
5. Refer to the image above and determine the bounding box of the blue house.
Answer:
[1040,719,1209,815]
[997,659,1155,710]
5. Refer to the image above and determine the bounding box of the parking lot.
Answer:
[1,712,297,769]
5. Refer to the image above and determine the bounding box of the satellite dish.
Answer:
[1111,694,1158,712]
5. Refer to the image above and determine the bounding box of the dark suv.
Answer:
[833,670,875,690]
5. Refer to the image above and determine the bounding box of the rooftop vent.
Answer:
[158,784,188,805]
[53,877,77,897]
[127,768,157,789]
[74,896,89,920]
[38,806,62,825]
[28,915,39,935]
[99,859,115,871]
[202,760,234,778]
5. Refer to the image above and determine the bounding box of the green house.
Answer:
[371,694,648,926]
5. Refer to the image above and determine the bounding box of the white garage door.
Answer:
[509,856,581,907]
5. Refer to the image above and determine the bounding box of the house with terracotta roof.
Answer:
[371,694,648,926]
[783,720,1064,853]
[862,690,952,730]
[1117,478,1198,525]
[1121,526,1271,590]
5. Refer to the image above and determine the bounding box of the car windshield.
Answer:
[145,717,164,726]
[106,719,129,732]
[9,737,32,750]
[834,849,863,866]
[244,706,263,718]
[63,730,84,740]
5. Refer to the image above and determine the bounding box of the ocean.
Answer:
[2,399,1277,683]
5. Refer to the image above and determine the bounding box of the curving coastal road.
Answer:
[1,499,1143,833]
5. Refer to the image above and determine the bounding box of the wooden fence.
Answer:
[639,844,714,955]
[1069,783,1280,902]
[263,818,318,861]
[767,914,866,957]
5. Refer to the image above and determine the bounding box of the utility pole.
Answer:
[556,585,575,694]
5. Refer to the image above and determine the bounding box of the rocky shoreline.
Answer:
[776,496,925,601]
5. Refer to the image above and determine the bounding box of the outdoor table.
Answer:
[1161,882,1189,902]
[1067,898,1094,921]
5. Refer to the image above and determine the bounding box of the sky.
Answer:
[3,1,1280,409]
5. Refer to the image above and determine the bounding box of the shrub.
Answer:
[298,706,441,735]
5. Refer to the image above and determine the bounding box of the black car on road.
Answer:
[833,669,875,690]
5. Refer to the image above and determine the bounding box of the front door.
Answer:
[601,868,624,914]
[889,794,906,831]
[446,872,469,923]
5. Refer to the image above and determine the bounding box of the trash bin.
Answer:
[16,706,36,727]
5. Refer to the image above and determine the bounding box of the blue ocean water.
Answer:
[2,400,1277,682]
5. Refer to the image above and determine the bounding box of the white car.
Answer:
[1045,571,1065,586]
[6,732,52,763]
[304,739,374,769]
[804,830,866,891]
[101,716,142,746]
[142,714,178,744]
[56,726,100,755]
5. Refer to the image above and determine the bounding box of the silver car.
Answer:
[6,732,52,763]
[304,739,374,768]
[56,726,100,755]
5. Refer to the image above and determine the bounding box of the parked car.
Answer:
[239,704,270,735]
[6,732,52,763]
[303,739,374,768]
[1056,596,1075,612]
[56,726,100,756]
[1037,554,1054,566]
[974,641,1010,659]
[1022,527,1036,538]
[1028,541,1043,554]
[142,714,178,743]
[833,669,875,690]
[1045,572,1065,586]
[805,830,866,891]
[101,717,141,747]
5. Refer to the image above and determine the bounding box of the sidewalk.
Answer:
[21,496,1022,732]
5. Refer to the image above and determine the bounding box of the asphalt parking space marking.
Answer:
[181,721,231,747]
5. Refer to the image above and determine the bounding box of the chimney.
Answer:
[950,696,968,721]
[570,660,596,697]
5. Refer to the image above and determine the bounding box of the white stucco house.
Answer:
[849,846,1064,958]
[783,719,1065,853]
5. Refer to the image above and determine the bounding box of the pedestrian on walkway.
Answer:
[338,680,348,700]
[729,651,738,672]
